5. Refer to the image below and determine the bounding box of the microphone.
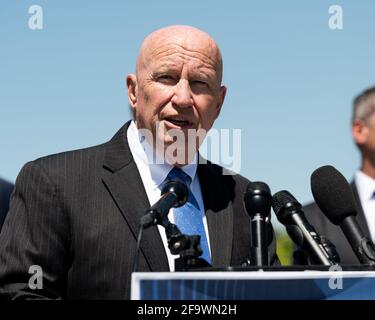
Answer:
[272,190,336,266]
[311,165,375,265]
[141,180,188,228]
[293,236,341,265]
[320,236,341,264]
[133,179,189,273]
[244,181,272,266]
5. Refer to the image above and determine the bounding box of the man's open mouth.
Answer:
[164,117,193,128]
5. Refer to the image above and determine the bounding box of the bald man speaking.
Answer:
[0,26,278,299]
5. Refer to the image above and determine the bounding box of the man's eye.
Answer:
[191,80,208,87]
[157,75,176,84]
[190,80,210,94]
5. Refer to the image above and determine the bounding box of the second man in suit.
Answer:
[304,86,375,264]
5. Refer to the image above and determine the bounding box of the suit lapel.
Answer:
[198,161,233,268]
[102,122,169,271]
[101,125,234,270]
[351,181,371,238]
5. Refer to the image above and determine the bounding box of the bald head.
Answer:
[126,25,227,165]
[136,25,223,84]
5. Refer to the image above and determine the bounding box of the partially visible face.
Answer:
[362,113,375,156]
[353,112,375,160]
[127,27,226,165]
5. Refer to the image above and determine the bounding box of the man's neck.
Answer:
[361,157,375,179]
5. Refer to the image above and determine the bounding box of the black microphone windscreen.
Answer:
[271,190,299,216]
[246,181,271,195]
[244,181,271,218]
[310,165,357,225]
[161,180,188,207]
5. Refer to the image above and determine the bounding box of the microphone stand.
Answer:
[133,180,189,273]
[133,213,211,273]
[160,218,212,271]
[132,177,210,273]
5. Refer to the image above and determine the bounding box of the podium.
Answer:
[131,267,375,300]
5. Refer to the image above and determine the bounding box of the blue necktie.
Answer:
[165,167,211,264]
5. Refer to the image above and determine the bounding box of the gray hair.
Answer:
[352,86,375,124]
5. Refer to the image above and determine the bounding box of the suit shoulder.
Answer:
[0,178,14,193]
[17,142,108,185]
[29,123,131,172]
[231,172,251,191]
[32,143,106,168]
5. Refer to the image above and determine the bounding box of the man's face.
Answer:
[362,113,375,156]
[353,112,375,161]
[127,29,226,164]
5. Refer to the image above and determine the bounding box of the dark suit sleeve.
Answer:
[0,161,71,299]
[0,179,13,229]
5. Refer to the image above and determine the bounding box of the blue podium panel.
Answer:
[131,271,375,300]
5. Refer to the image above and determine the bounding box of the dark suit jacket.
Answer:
[0,121,278,299]
[0,178,14,230]
[303,182,369,265]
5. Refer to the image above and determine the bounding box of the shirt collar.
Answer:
[128,121,198,190]
[355,170,375,201]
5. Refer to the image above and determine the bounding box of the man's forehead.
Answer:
[149,45,218,71]
[144,25,217,49]
[136,26,223,77]
[152,42,217,62]
[150,60,217,80]
[146,39,218,64]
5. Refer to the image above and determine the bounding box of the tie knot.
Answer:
[166,167,192,186]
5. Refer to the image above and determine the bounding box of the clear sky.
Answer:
[1,1,374,218]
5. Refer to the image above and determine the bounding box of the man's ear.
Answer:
[214,85,227,119]
[352,119,368,145]
[126,74,138,111]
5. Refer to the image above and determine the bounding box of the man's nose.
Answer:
[171,79,193,108]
